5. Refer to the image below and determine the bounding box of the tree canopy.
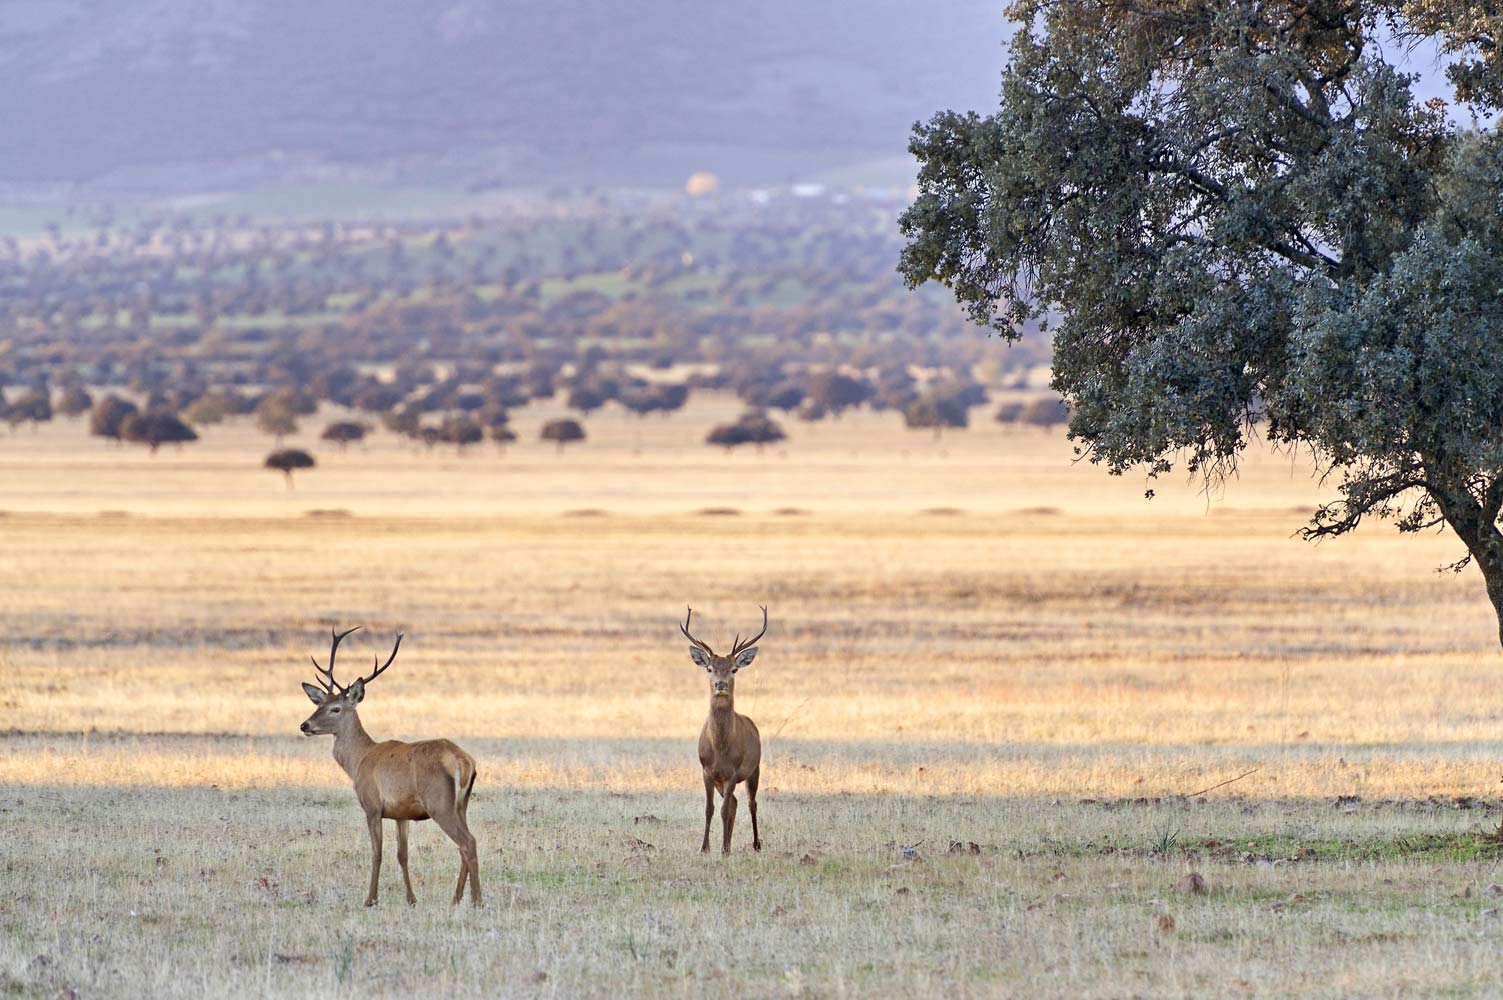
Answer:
[265,448,315,487]
[900,0,1503,644]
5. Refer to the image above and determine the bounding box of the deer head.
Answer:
[299,626,404,736]
[681,606,767,699]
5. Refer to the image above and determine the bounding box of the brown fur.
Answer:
[698,697,762,854]
[300,629,482,906]
[682,607,766,855]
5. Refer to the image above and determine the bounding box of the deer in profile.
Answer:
[681,605,766,855]
[298,626,482,907]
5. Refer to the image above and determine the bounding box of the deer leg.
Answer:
[720,782,738,856]
[457,790,482,907]
[364,812,383,907]
[396,820,416,906]
[700,774,715,854]
[747,766,762,852]
[451,855,469,905]
[433,809,481,907]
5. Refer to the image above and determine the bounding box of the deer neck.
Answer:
[332,715,377,780]
[708,694,736,750]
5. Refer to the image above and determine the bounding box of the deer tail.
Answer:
[457,757,477,806]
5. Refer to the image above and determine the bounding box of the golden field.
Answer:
[4,396,1503,998]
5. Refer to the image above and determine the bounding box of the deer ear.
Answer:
[688,647,712,670]
[345,679,366,703]
[733,646,758,671]
[302,683,327,705]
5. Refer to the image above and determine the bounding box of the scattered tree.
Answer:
[904,394,968,438]
[182,391,231,426]
[441,417,484,450]
[265,448,315,488]
[56,386,93,418]
[566,382,610,415]
[764,380,805,413]
[707,409,787,452]
[8,389,52,428]
[994,401,1026,424]
[1021,396,1069,430]
[122,411,198,453]
[805,371,872,416]
[89,395,139,443]
[540,418,586,452]
[255,398,299,444]
[490,424,518,450]
[320,421,368,450]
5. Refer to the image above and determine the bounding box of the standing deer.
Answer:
[681,606,766,855]
[298,626,482,907]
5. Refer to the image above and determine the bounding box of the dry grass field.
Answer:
[4,396,1503,998]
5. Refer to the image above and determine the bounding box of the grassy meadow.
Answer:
[4,397,1503,998]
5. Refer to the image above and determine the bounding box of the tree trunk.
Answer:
[1472,536,1503,650]
[1437,489,1503,649]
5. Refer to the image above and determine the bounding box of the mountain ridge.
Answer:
[0,1,1006,191]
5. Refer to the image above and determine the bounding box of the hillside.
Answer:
[0,0,1005,192]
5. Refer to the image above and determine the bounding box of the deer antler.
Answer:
[730,605,768,657]
[310,625,361,694]
[680,606,716,655]
[350,632,404,690]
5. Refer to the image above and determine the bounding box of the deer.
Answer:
[681,605,766,855]
[297,626,482,907]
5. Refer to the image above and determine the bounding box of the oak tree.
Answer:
[901,1,1503,644]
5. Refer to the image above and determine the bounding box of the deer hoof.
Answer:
[364,897,378,908]
[753,841,762,852]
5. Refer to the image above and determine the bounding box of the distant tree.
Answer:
[89,395,139,443]
[382,406,420,437]
[263,386,318,417]
[805,371,872,416]
[797,400,828,423]
[352,381,405,413]
[1021,396,1070,430]
[994,401,1026,424]
[182,392,230,426]
[122,411,198,453]
[320,421,368,450]
[525,366,556,400]
[706,423,754,450]
[566,382,610,415]
[265,448,315,488]
[441,417,484,450]
[218,388,260,416]
[8,389,52,428]
[707,409,786,452]
[490,424,518,450]
[540,418,586,452]
[936,380,989,409]
[904,394,969,439]
[452,391,487,412]
[477,404,510,432]
[619,382,690,418]
[872,380,920,412]
[255,398,298,444]
[764,380,806,413]
[56,385,93,418]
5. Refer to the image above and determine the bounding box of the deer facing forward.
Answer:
[298,627,482,907]
[682,606,766,855]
